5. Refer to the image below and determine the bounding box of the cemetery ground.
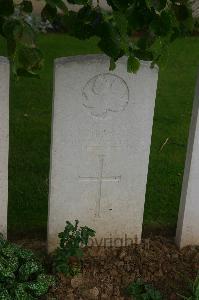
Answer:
[1,34,199,299]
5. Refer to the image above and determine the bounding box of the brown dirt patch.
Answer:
[15,236,199,299]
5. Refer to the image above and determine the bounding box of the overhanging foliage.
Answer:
[0,0,194,76]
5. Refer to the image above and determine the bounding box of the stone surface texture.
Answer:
[0,57,9,238]
[48,54,158,252]
[176,72,199,248]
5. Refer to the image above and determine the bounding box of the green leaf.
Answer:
[21,1,33,14]
[67,0,92,5]
[0,0,193,78]
[81,226,95,244]
[145,284,163,299]
[106,0,129,11]
[174,3,190,22]
[125,280,163,299]
[7,256,19,273]
[19,260,42,281]
[62,7,102,40]
[193,273,199,298]
[2,243,16,258]
[174,4,194,32]
[27,274,55,297]
[3,19,23,41]
[0,289,12,300]
[150,36,169,64]
[16,68,40,78]
[0,260,15,279]
[0,0,14,16]
[0,237,54,299]
[54,220,95,276]
[0,234,6,248]
[150,11,173,36]
[20,23,36,47]
[17,46,43,72]
[145,0,167,11]
[46,0,68,13]
[113,11,128,36]
[127,55,140,73]
[41,4,57,22]
[98,22,122,60]
[15,283,36,300]
[14,246,34,260]
[109,57,116,71]
[6,39,16,57]
[125,280,145,296]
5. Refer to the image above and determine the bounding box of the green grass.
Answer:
[0,34,199,238]
[145,37,199,233]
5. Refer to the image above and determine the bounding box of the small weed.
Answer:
[125,280,163,300]
[53,220,95,276]
[178,273,199,300]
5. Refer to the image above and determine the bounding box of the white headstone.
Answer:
[0,57,9,238]
[176,73,199,248]
[48,55,158,252]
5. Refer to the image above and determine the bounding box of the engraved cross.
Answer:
[79,155,121,217]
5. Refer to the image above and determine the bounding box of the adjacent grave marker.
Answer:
[176,72,199,248]
[48,55,158,252]
[0,57,9,238]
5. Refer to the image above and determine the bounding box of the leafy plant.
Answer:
[0,0,195,77]
[125,280,163,300]
[0,233,55,299]
[53,220,95,276]
[178,273,199,300]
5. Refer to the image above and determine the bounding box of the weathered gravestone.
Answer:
[176,73,199,248]
[48,55,158,252]
[0,57,9,238]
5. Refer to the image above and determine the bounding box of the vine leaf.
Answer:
[127,55,140,73]
[0,0,14,16]
[109,58,116,71]
[21,0,33,14]
[46,0,69,13]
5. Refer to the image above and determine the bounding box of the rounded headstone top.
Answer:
[55,55,159,72]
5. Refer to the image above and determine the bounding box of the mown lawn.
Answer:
[0,34,199,238]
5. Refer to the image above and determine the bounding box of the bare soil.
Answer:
[15,236,199,300]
